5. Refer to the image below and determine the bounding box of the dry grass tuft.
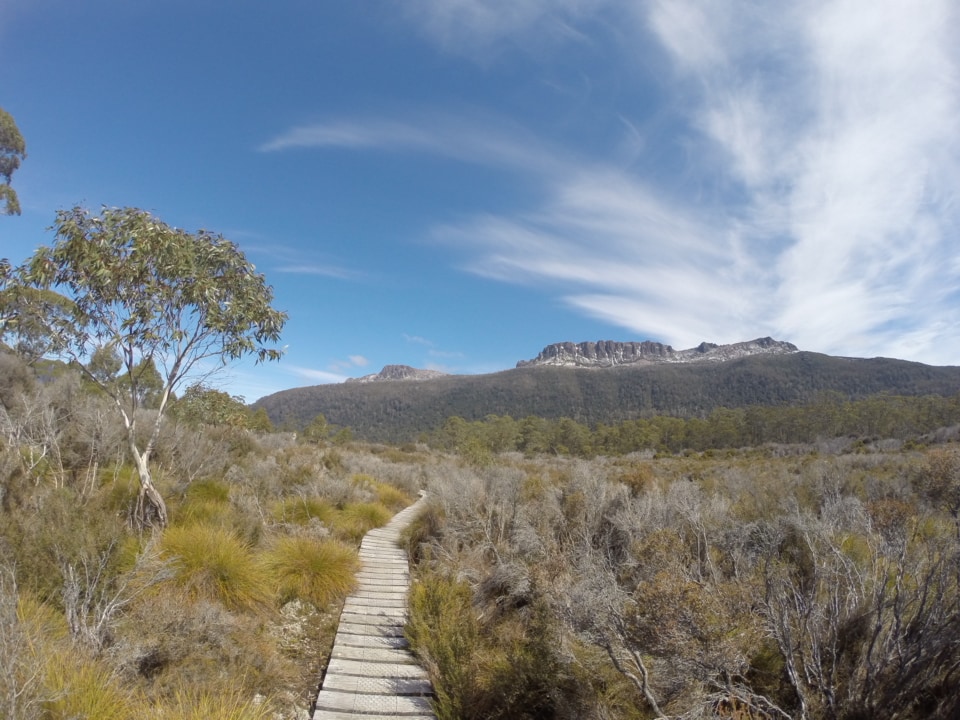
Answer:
[153,685,276,720]
[160,525,272,611]
[264,536,358,609]
[270,496,335,526]
[334,501,392,542]
[41,652,139,720]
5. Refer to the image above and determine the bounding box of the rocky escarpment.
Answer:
[346,364,449,383]
[517,337,799,368]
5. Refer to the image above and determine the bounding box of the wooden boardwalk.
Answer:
[312,497,437,720]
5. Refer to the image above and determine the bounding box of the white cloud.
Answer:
[260,114,561,177]
[286,365,348,384]
[403,333,435,347]
[276,0,960,365]
[396,0,608,58]
[431,0,960,363]
[274,263,358,280]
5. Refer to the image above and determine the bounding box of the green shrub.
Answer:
[407,573,480,720]
[160,525,272,611]
[264,537,358,608]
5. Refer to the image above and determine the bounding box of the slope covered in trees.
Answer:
[255,352,960,443]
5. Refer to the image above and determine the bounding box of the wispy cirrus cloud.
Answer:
[274,263,360,280]
[409,0,960,363]
[248,242,363,281]
[274,366,343,385]
[267,0,960,364]
[396,0,608,59]
[259,113,563,177]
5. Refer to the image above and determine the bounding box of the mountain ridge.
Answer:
[254,344,960,444]
[517,337,799,368]
[345,364,448,383]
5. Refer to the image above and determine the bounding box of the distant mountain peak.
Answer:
[346,364,449,383]
[517,337,799,368]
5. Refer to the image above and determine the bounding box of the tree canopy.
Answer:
[0,107,26,215]
[14,205,287,527]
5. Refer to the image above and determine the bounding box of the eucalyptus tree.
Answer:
[0,107,26,215]
[17,205,287,528]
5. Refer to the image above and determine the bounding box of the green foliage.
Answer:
[407,573,479,720]
[168,479,240,530]
[301,412,330,443]
[255,354,960,444]
[27,205,287,368]
[173,383,258,428]
[11,205,288,527]
[0,106,26,215]
[407,572,580,720]
[264,537,358,608]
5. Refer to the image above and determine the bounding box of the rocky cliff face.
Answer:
[346,364,449,383]
[517,337,799,368]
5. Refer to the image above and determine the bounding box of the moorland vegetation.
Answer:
[0,349,433,719]
[3,344,960,719]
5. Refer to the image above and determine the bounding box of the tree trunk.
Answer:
[130,443,167,530]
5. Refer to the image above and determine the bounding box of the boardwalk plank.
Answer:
[312,495,437,720]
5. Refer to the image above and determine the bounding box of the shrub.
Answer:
[407,573,480,720]
[264,537,358,609]
[160,525,272,611]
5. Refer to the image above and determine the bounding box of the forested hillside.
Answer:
[255,352,960,442]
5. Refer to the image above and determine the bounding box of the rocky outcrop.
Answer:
[346,364,449,383]
[517,337,798,368]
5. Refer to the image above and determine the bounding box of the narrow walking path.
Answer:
[312,496,437,720]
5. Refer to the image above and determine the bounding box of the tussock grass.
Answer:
[372,482,412,511]
[185,478,231,503]
[153,686,276,720]
[270,496,335,526]
[171,479,236,527]
[41,652,139,720]
[160,525,272,611]
[175,498,236,527]
[334,501,392,542]
[350,473,413,510]
[264,536,358,609]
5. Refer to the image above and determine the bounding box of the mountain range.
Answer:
[254,339,960,443]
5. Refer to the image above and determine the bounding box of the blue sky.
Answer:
[2,0,959,402]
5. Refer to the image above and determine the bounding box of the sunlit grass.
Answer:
[160,525,272,611]
[264,536,358,609]
[154,686,276,720]
[334,501,392,542]
[42,652,139,720]
[270,495,336,526]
